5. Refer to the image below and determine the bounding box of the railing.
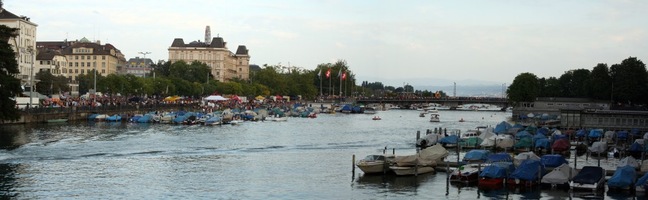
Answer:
[21,103,200,114]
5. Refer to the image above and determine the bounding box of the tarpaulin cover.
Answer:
[608,165,637,188]
[516,131,532,139]
[533,133,547,141]
[535,138,551,149]
[617,131,629,140]
[510,159,544,181]
[576,129,587,137]
[588,129,603,138]
[514,152,540,167]
[537,128,549,136]
[479,162,514,178]
[514,137,533,149]
[572,166,604,184]
[541,164,575,184]
[541,155,568,168]
[636,171,648,188]
[494,121,511,134]
[439,135,460,144]
[588,141,607,154]
[463,150,491,162]
[487,153,513,163]
[551,139,570,152]
[618,156,639,168]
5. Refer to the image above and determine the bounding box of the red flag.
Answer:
[326,68,331,79]
[342,72,347,80]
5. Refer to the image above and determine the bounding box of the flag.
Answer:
[317,69,322,78]
[342,72,347,80]
[337,69,342,79]
[326,68,331,79]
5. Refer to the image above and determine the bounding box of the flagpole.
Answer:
[328,67,332,96]
[318,69,322,97]
[339,70,342,97]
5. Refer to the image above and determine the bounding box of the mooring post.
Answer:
[434,128,438,134]
[352,154,356,175]
[574,150,578,169]
[598,152,601,167]
[383,146,387,154]
[393,148,395,155]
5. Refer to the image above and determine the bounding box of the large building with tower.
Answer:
[168,26,250,82]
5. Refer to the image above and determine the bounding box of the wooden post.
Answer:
[456,141,460,164]
[574,149,578,169]
[393,148,395,155]
[352,154,356,175]
[434,128,438,134]
[383,146,387,154]
[598,152,601,167]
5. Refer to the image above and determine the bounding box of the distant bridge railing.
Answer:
[355,97,508,106]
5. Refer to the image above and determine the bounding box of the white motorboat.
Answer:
[389,144,448,176]
[356,154,394,174]
[429,114,440,122]
[364,107,377,114]
[390,166,435,176]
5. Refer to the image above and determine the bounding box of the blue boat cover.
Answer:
[588,129,603,138]
[512,124,524,129]
[617,131,629,139]
[510,159,544,181]
[341,104,352,112]
[439,135,460,144]
[486,153,512,163]
[632,128,641,136]
[541,155,568,168]
[479,162,514,178]
[516,131,532,139]
[636,171,648,187]
[552,134,568,141]
[534,138,551,149]
[88,114,98,120]
[537,128,549,136]
[463,150,491,162]
[608,165,637,188]
[576,129,587,137]
[495,121,511,134]
[533,133,547,141]
[572,166,604,184]
[629,142,644,152]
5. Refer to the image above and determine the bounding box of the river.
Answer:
[0,109,640,199]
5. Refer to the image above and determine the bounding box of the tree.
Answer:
[558,69,590,97]
[507,72,539,105]
[0,24,22,120]
[610,57,648,105]
[588,63,611,100]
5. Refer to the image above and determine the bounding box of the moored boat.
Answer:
[541,163,576,188]
[570,166,605,191]
[47,118,68,123]
[356,154,394,174]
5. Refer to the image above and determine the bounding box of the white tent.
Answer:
[204,95,228,101]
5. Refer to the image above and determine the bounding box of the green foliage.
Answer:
[588,63,611,100]
[35,70,69,95]
[507,72,539,104]
[0,25,22,120]
[611,57,648,105]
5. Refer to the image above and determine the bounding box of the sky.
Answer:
[6,0,648,87]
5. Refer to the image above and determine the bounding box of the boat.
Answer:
[636,171,648,192]
[607,165,637,190]
[551,138,571,154]
[588,141,607,158]
[459,118,465,122]
[372,116,381,120]
[459,130,482,148]
[429,114,440,122]
[541,163,576,188]
[540,155,568,169]
[106,114,122,122]
[477,153,515,188]
[356,154,394,174]
[513,152,540,167]
[87,114,98,121]
[363,107,377,114]
[570,166,605,191]
[94,114,107,121]
[449,151,494,184]
[389,144,448,176]
[507,159,544,187]
[204,116,222,126]
[47,118,68,123]
[419,112,426,117]
[417,133,444,148]
[439,135,460,148]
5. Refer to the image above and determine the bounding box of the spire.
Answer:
[205,26,211,45]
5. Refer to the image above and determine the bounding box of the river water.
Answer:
[0,109,640,199]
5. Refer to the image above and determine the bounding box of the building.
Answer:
[124,57,154,77]
[512,97,610,120]
[168,27,250,82]
[35,48,79,96]
[38,37,126,81]
[0,5,37,86]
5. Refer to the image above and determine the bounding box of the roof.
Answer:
[35,49,63,60]
[0,8,20,19]
[60,42,117,55]
[235,45,248,55]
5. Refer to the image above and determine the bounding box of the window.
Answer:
[93,56,96,60]
[81,62,85,67]
[75,55,79,60]
[102,69,105,73]
[87,62,91,67]
[102,56,106,60]
[81,69,84,73]
[75,69,78,73]
[239,68,242,71]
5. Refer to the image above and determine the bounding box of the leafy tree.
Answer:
[610,57,648,105]
[588,63,611,100]
[507,72,539,104]
[558,69,590,97]
[0,24,22,120]
[34,70,68,95]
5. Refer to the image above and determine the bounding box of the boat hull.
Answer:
[390,166,434,176]
[356,162,388,174]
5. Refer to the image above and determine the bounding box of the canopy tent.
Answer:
[23,91,48,99]
[255,95,265,100]
[230,95,242,102]
[164,95,182,101]
[204,95,228,101]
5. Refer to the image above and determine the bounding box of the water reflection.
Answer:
[0,163,23,198]
[0,126,29,150]
[355,173,434,192]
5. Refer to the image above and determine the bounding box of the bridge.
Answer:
[355,97,509,109]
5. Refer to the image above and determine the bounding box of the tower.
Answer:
[205,26,211,45]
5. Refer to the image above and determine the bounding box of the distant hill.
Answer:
[413,84,506,97]
[358,76,507,97]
